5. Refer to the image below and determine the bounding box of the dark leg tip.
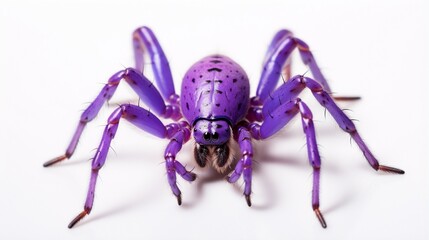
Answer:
[378,165,405,174]
[245,195,252,207]
[189,172,197,182]
[43,154,68,167]
[333,96,361,101]
[314,208,327,228]
[68,210,88,229]
[176,194,182,206]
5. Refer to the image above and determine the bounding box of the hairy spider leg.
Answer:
[227,126,254,206]
[164,122,197,205]
[262,75,404,174]
[247,98,326,227]
[133,26,178,103]
[44,68,180,167]
[255,31,360,105]
[68,104,195,228]
[298,100,326,228]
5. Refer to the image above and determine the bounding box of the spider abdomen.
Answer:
[180,55,250,125]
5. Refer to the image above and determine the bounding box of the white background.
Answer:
[1,0,428,239]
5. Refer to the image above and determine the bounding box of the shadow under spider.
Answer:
[58,135,353,227]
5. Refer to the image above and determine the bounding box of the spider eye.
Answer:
[212,132,219,140]
[203,132,210,140]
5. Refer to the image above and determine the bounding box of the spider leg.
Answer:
[255,34,296,103]
[164,122,197,205]
[133,26,178,103]
[264,29,293,63]
[68,104,194,228]
[298,101,326,228]
[44,68,180,167]
[227,126,253,206]
[293,37,331,93]
[294,38,361,101]
[262,75,404,174]
[254,30,358,105]
[247,98,327,227]
[262,29,293,81]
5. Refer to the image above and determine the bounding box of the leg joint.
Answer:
[293,37,310,51]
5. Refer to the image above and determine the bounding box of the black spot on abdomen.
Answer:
[208,67,222,72]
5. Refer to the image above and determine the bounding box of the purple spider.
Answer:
[44,26,404,229]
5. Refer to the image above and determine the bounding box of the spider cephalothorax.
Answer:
[44,26,404,229]
[193,118,236,173]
